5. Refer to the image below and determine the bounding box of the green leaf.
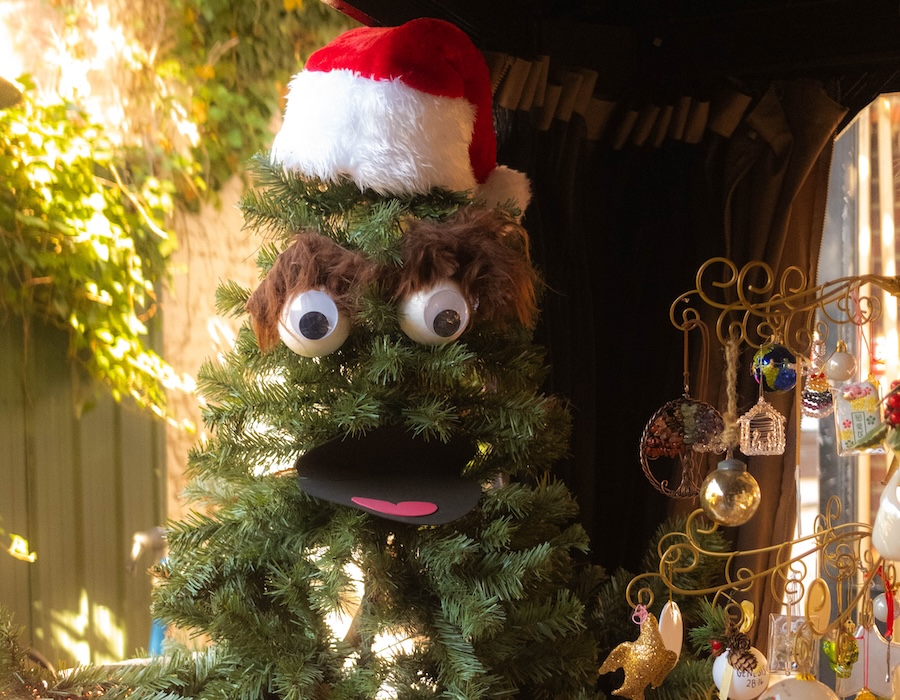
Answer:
[848,422,889,450]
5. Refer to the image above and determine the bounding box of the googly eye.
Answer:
[278,289,350,357]
[399,281,470,345]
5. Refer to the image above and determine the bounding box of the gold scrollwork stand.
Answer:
[628,257,900,673]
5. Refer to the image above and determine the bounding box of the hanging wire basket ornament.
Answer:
[640,394,725,498]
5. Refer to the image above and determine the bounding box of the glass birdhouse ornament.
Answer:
[640,395,725,499]
[739,396,787,456]
[752,343,797,393]
[833,379,884,456]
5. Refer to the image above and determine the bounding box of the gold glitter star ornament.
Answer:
[599,611,679,700]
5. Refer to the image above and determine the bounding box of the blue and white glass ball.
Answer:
[752,344,797,393]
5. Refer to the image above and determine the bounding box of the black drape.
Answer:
[493,55,848,620]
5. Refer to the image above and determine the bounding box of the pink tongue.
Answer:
[351,497,438,517]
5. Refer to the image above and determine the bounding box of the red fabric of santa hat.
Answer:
[270,17,530,213]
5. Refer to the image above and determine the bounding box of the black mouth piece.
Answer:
[295,424,482,524]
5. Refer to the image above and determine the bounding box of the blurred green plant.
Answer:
[0,80,192,423]
[164,0,357,196]
[0,0,355,422]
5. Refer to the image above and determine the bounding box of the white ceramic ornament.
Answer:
[712,647,770,700]
[759,676,839,700]
[872,592,900,623]
[872,466,900,561]
[658,600,684,660]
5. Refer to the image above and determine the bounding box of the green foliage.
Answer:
[687,598,732,655]
[0,607,257,700]
[0,0,352,419]
[165,0,357,193]
[0,83,187,419]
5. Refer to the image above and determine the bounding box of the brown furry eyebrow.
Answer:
[394,207,539,328]
[247,209,540,353]
[246,231,379,352]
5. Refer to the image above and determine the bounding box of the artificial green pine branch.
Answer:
[687,598,732,655]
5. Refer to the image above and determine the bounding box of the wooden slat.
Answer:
[0,317,165,666]
[24,320,83,669]
[0,318,33,637]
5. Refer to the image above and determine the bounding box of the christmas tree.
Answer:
[152,18,602,699]
[0,18,738,700]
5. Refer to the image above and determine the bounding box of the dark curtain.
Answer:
[492,54,848,647]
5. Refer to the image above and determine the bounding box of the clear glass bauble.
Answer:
[699,458,761,527]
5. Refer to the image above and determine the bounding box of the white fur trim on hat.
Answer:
[270,70,478,196]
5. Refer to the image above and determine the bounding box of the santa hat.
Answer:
[270,17,531,213]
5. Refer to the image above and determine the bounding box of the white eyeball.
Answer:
[399,281,470,345]
[278,289,350,357]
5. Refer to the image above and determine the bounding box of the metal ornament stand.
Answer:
[626,257,900,679]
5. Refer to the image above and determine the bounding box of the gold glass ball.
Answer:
[700,459,761,527]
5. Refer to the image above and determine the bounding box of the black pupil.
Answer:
[299,311,330,340]
[433,309,461,337]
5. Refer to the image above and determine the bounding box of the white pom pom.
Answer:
[475,165,532,215]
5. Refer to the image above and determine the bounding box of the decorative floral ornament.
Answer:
[835,378,884,456]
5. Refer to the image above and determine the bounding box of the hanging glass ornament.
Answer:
[699,458,761,527]
[822,622,860,678]
[739,396,787,456]
[834,624,900,699]
[767,613,818,675]
[824,339,858,383]
[801,372,834,419]
[751,343,797,393]
[640,395,724,499]
[873,592,900,623]
[833,379,884,456]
